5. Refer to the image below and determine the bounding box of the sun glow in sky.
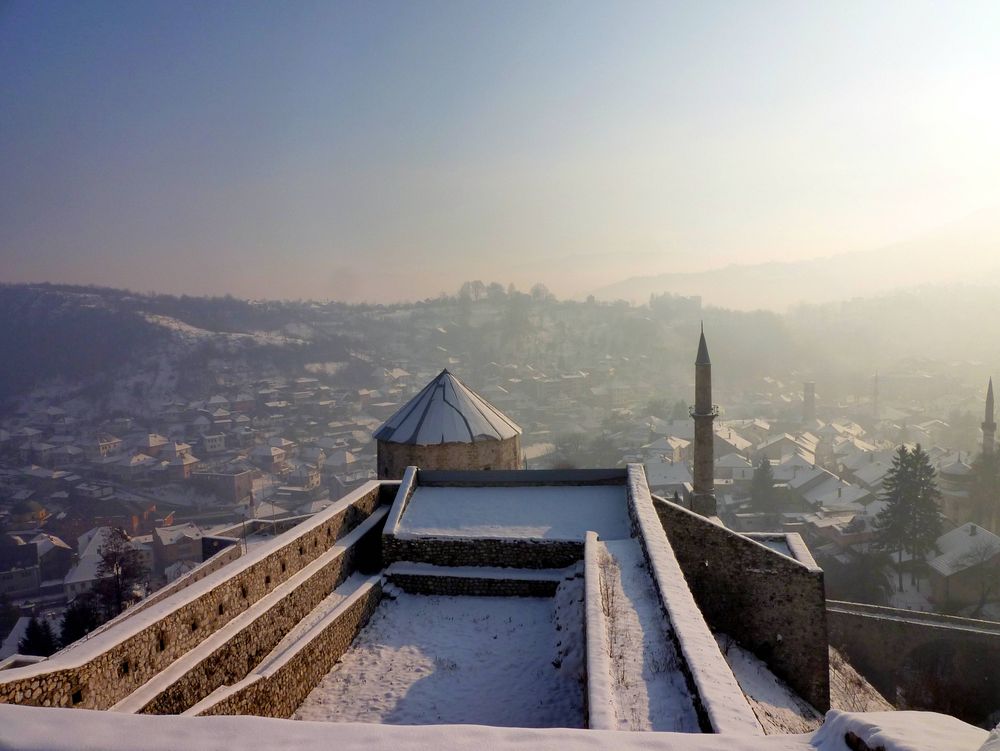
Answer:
[2,1,999,302]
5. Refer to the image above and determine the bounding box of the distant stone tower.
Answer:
[802,381,816,424]
[690,326,718,516]
[983,377,996,458]
[374,369,522,479]
[872,370,880,421]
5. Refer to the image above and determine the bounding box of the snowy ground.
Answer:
[596,539,700,732]
[716,634,823,734]
[293,588,585,727]
[397,485,630,541]
[887,572,933,612]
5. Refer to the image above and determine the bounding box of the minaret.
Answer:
[983,378,996,457]
[690,325,718,516]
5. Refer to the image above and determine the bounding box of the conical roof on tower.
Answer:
[695,323,711,366]
[374,369,521,446]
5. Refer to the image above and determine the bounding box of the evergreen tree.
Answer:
[0,593,18,638]
[94,528,145,618]
[60,596,104,646]
[876,445,943,588]
[18,617,58,657]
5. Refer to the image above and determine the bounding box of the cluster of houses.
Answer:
[607,406,999,616]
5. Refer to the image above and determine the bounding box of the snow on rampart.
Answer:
[184,574,383,718]
[584,532,615,731]
[111,508,388,715]
[625,464,763,735]
[0,481,390,710]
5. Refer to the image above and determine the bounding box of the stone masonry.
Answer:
[653,495,830,712]
[0,482,391,711]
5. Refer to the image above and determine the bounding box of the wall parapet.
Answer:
[625,464,762,735]
[186,575,383,718]
[114,507,387,715]
[0,481,389,711]
[583,531,614,730]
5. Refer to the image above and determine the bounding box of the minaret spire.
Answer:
[984,377,996,457]
[691,326,717,516]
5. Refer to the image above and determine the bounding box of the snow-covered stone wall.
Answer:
[582,532,615,731]
[129,509,388,715]
[384,562,566,597]
[384,535,584,569]
[652,495,830,712]
[624,464,763,735]
[0,482,391,711]
[187,576,384,718]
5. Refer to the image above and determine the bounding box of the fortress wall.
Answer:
[0,482,388,711]
[625,465,762,735]
[383,535,583,570]
[134,509,387,715]
[189,578,383,718]
[377,436,521,480]
[52,540,244,649]
[652,495,830,712]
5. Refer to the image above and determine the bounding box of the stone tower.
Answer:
[690,326,718,516]
[374,369,522,479]
[802,381,816,424]
[983,377,996,458]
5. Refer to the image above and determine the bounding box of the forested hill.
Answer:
[0,284,352,406]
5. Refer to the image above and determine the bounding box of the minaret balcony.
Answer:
[689,405,720,418]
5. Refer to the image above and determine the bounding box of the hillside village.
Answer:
[0,327,993,751]
[1,286,999,666]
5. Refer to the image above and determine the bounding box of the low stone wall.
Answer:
[53,542,244,651]
[188,578,384,718]
[383,536,583,569]
[653,494,830,712]
[384,564,563,597]
[0,482,387,711]
[582,532,614,730]
[134,510,387,715]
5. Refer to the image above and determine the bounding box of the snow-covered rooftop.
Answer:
[374,369,521,446]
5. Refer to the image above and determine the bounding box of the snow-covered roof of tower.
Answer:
[374,369,521,446]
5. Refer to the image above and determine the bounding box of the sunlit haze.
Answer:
[2,1,1000,304]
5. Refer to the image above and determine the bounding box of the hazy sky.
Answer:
[2,1,999,302]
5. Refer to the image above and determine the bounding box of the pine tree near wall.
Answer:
[876,445,943,589]
[18,617,58,657]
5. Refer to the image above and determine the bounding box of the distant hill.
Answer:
[591,208,1000,310]
[0,284,351,407]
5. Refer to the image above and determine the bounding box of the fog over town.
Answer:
[1,3,999,751]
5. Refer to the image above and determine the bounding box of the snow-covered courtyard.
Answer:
[397,485,629,540]
[293,588,585,727]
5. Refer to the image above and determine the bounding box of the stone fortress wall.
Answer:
[0,482,396,711]
[0,467,831,728]
[652,493,830,712]
[187,576,384,718]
